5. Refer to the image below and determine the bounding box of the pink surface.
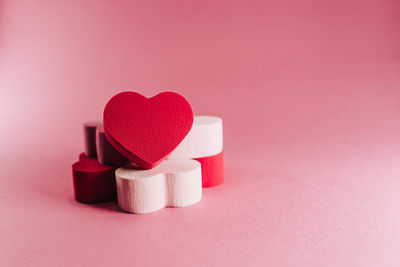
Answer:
[1,0,400,266]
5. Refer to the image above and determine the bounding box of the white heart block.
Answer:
[115,159,202,214]
[167,116,223,159]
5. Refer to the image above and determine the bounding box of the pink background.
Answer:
[1,0,400,266]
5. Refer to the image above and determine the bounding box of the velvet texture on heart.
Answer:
[72,153,117,203]
[103,91,194,169]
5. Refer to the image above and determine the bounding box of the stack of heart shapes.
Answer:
[72,91,224,214]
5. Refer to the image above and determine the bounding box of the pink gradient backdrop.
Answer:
[1,0,400,266]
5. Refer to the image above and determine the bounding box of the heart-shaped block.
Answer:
[116,159,202,214]
[83,121,102,158]
[103,91,194,169]
[167,116,223,159]
[194,151,224,187]
[72,153,117,203]
[96,124,130,167]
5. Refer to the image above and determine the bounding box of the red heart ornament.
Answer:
[103,91,194,169]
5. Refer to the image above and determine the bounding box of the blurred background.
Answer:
[1,0,399,159]
[1,1,400,266]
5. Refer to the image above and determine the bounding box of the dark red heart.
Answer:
[103,91,193,169]
[72,153,117,203]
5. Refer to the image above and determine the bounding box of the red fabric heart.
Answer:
[103,91,194,169]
